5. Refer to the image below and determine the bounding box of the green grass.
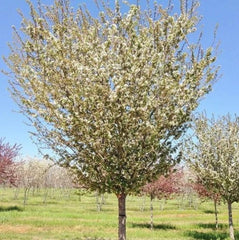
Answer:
[0,188,238,239]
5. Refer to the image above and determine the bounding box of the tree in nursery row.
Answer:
[0,138,21,186]
[184,114,239,240]
[13,157,76,205]
[141,168,183,229]
[192,178,221,229]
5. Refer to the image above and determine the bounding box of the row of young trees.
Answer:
[0,137,229,233]
[0,141,227,230]
[0,141,219,214]
[0,140,75,204]
[13,158,76,205]
[141,166,221,230]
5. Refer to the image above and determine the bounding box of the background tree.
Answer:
[14,157,75,205]
[4,0,218,239]
[184,114,239,240]
[141,168,182,229]
[0,138,21,186]
[192,178,221,229]
[172,167,198,209]
[15,158,46,206]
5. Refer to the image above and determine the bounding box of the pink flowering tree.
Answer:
[141,168,183,229]
[0,138,21,186]
[192,179,221,229]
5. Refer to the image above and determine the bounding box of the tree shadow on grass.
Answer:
[203,210,215,214]
[185,230,228,240]
[0,206,23,212]
[73,238,111,240]
[88,208,113,213]
[132,223,176,230]
[185,230,239,240]
[197,223,227,230]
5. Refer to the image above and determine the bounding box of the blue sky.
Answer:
[0,0,239,157]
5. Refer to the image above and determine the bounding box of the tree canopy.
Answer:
[5,0,217,195]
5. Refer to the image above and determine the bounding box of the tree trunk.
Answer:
[13,188,20,200]
[160,198,165,211]
[23,188,29,207]
[140,195,146,212]
[227,201,235,240]
[43,189,48,204]
[117,193,126,240]
[150,195,154,230]
[96,192,101,212]
[214,199,218,230]
[101,194,105,204]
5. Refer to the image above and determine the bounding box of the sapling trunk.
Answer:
[96,192,101,212]
[140,195,146,212]
[150,195,154,230]
[101,194,105,205]
[214,199,218,230]
[160,198,166,211]
[227,201,235,240]
[14,188,20,200]
[43,188,49,204]
[118,193,126,240]
[23,188,29,207]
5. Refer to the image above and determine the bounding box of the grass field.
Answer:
[0,188,238,240]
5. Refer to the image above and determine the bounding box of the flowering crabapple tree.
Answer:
[0,138,21,186]
[192,179,221,229]
[185,114,239,240]
[141,168,182,229]
[142,168,182,201]
[4,0,218,239]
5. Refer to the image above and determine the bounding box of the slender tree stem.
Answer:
[227,201,235,240]
[150,195,154,230]
[214,199,218,230]
[118,193,126,240]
